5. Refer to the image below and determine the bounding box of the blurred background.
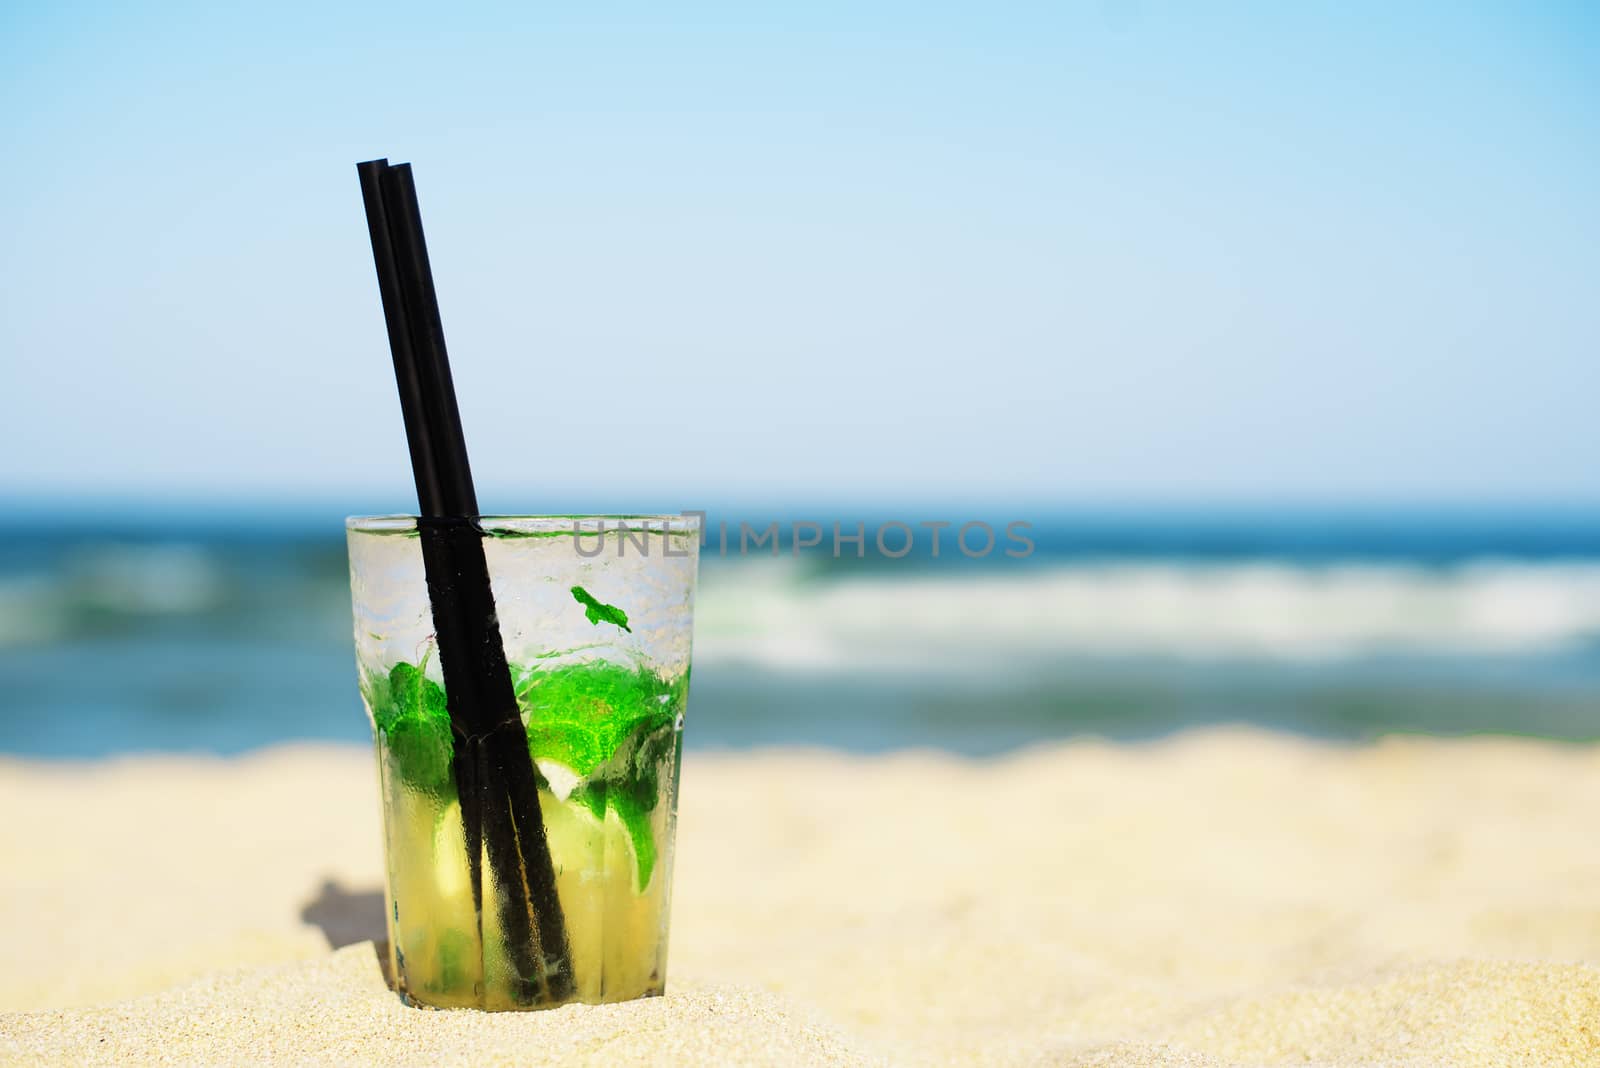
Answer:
[2,2,1596,756]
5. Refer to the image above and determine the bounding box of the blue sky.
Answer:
[1,2,1595,509]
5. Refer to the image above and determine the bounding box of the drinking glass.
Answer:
[346,515,698,1010]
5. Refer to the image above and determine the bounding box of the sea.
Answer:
[2,506,1598,757]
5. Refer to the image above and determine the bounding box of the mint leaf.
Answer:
[389,661,448,721]
[516,661,676,776]
[386,713,454,794]
[364,661,455,796]
[568,711,678,887]
[610,791,657,892]
[570,586,631,632]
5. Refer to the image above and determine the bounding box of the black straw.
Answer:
[357,158,573,1003]
[373,165,479,516]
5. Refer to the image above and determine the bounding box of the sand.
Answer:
[1,730,1598,1065]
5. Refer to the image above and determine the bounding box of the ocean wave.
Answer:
[0,545,227,645]
[692,558,1600,670]
[6,545,1600,670]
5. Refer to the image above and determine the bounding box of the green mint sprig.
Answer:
[365,651,688,889]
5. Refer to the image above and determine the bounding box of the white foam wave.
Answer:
[693,559,1600,671]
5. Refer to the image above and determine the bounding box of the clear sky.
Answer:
[1,2,1595,510]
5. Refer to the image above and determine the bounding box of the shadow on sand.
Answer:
[299,879,394,988]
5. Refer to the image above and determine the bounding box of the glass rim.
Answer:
[345,514,702,534]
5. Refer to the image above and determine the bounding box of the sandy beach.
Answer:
[2,731,1598,1065]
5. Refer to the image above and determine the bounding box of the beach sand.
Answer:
[2,730,1598,1065]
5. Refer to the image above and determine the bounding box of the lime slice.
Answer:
[540,791,643,890]
[431,800,472,905]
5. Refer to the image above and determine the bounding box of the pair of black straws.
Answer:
[357,159,572,1003]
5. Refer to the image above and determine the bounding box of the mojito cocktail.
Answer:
[347,515,698,1010]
